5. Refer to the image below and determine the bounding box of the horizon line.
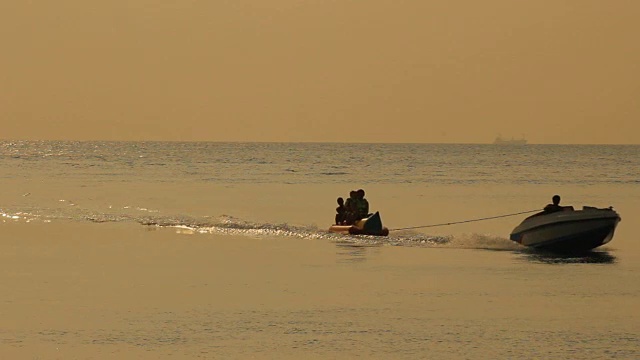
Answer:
[1,138,638,146]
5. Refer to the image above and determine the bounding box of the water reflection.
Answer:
[518,249,617,264]
[335,242,381,263]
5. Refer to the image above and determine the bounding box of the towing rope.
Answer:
[388,209,541,232]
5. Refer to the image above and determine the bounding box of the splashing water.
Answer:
[1,205,523,251]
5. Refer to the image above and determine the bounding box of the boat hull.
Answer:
[510,208,621,253]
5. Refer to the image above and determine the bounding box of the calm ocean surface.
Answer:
[1,141,639,358]
[2,141,639,185]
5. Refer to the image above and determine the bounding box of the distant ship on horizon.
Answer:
[493,135,527,145]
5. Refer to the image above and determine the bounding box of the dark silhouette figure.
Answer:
[356,189,370,218]
[527,195,574,219]
[335,197,346,225]
[543,195,565,214]
[344,190,358,225]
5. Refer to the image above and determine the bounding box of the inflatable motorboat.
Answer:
[328,212,389,236]
[510,206,621,253]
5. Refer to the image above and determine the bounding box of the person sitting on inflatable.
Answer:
[335,197,347,225]
[356,189,370,218]
[344,190,358,225]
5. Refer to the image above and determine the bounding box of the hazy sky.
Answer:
[1,1,639,144]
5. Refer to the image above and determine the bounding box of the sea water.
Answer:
[2,142,638,246]
[1,141,639,358]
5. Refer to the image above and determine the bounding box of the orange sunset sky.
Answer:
[1,1,639,144]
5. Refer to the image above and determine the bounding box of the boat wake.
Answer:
[136,215,521,251]
[0,208,524,251]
